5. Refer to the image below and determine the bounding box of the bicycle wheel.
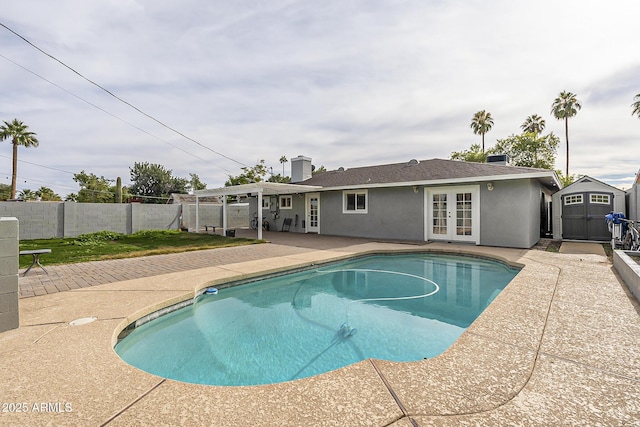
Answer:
[250,218,257,230]
[622,232,632,250]
[632,231,640,251]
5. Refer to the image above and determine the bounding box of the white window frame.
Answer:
[279,195,293,209]
[343,190,368,214]
[564,194,583,206]
[589,193,610,205]
[262,197,270,209]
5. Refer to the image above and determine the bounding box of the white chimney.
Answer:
[291,155,312,182]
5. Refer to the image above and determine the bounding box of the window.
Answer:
[590,194,610,205]
[343,190,368,213]
[432,193,447,235]
[262,198,269,209]
[564,194,583,205]
[279,195,292,209]
[456,192,472,236]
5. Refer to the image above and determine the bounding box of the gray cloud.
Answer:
[1,0,639,198]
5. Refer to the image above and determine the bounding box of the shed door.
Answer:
[561,192,613,241]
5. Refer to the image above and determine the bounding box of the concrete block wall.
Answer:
[613,250,640,303]
[0,202,62,240]
[0,201,252,237]
[184,204,221,230]
[183,203,249,230]
[0,217,19,332]
[63,202,130,237]
[226,203,250,228]
[131,203,181,233]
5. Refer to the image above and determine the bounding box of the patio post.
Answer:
[195,195,200,233]
[222,195,227,235]
[257,190,263,240]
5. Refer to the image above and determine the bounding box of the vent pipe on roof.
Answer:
[291,155,313,182]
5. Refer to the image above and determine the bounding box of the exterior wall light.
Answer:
[487,182,494,191]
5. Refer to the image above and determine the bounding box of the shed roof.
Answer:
[553,175,626,195]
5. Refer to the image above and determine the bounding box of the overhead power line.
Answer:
[0,53,228,171]
[0,21,248,168]
[0,153,75,175]
[1,171,172,201]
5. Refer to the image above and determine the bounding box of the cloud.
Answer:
[1,0,640,198]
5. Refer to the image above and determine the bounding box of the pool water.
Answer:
[115,253,519,386]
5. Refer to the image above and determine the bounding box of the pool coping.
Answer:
[2,241,639,425]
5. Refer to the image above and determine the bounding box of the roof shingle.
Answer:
[300,158,551,187]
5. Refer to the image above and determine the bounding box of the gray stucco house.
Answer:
[196,155,561,249]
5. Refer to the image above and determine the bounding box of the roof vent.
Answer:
[486,154,510,166]
[407,159,419,166]
[337,167,345,172]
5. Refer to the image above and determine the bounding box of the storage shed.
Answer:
[552,176,625,241]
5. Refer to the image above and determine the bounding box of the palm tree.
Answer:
[521,114,546,135]
[0,119,39,199]
[279,155,288,176]
[632,93,640,119]
[36,186,62,201]
[470,110,494,152]
[18,189,37,201]
[551,91,581,177]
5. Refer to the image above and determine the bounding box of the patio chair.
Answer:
[282,218,292,232]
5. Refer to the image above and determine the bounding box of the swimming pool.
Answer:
[115,253,519,386]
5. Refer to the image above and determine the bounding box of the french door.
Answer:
[305,193,320,233]
[426,186,479,244]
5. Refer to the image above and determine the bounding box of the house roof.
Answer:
[194,159,560,198]
[299,158,560,189]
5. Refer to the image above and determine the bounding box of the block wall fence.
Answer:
[0,217,19,332]
[0,202,248,240]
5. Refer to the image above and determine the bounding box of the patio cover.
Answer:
[193,182,321,239]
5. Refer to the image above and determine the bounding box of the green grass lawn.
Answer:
[18,230,263,268]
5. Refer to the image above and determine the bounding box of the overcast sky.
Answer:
[1,0,639,199]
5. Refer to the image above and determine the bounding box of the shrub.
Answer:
[131,229,181,238]
[71,231,125,246]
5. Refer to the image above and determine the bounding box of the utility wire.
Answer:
[0,53,228,171]
[0,21,248,168]
[1,171,170,200]
[0,153,75,175]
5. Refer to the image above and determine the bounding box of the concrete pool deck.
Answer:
[2,233,639,426]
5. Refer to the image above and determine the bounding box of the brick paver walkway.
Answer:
[17,230,384,298]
